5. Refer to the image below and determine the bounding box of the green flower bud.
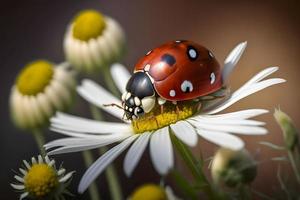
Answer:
[274,109,298,150]
[211,148,257,187]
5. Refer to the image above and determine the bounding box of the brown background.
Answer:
[1,0,299,199]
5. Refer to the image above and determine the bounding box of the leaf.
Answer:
[259,141,285,150]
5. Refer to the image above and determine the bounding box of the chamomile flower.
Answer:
[129,184,180,200]
[11,155,74,200]
[10,60,76,130]
[64,9,125,74]
[45,42,285,193]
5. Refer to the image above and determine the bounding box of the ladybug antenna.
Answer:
[103,103,123,110]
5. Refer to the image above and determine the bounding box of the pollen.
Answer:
[24,163,58,198]
[132,101,197,134]
[72,10,106,41]
[16,60,54,96]
[130,184,167,200]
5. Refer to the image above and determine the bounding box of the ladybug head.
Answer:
[122,72,156,120]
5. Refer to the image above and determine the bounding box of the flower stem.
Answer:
[287,150,300,184]
[32,129,46,156]
[90,105,123,200]
[82,151,101,200]
[170,133,216,199]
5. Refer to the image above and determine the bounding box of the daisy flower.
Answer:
[11,155,74,200]
[45,41,285,193]
[10,60,76,130]
[64,9,125,74]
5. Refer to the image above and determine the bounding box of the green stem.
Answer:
[32,129,46,156]
[170,133,215,199]
[170,170,198,200]
[90,105,123,200]
[288,150,300,184]
[82,151,101,200]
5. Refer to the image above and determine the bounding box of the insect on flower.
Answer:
[120,40,224,120]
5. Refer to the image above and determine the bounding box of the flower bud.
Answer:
[211,148,257,187]
[274,109,298,150]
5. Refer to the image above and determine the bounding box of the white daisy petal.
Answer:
[20,192,29,200]
[11,183,25,190]
[51,112,131,134]
[19,168,27,176]
[57,168,66,176]
[77,79,123,119]
[110,63,131,94]
[45,156,51,164]
[47,135,128,155]
[222,41,247,82]
[22,160,31,169]
[190,117,265,126]
[31,157,37,164]
[207,78,285,114]
[170,121,198,147]
[59,171,75,183]
[124,132,151,176]
[196,129,244,150]
[190,120,267,135]
[45,137,105,149]
[50,126,132,139]
[14,175,24,183]
[48,160,55,167]
[78,135,138,193]
[234,67,279,96]
[201,109,268,120]
[150,127,174,175]
[38,155,43,164]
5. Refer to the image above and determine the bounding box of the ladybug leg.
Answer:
[158,97,166,114]
[196,102,202,112]
[103,103,123,109]
[160,105,164,114]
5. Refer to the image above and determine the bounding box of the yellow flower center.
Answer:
[16,60,54,96]
[72,10,106,41]
[132,101,197,134]
[24,163,58,198]
[131,184,167,200]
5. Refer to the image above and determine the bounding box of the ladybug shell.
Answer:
[134,40,223,101]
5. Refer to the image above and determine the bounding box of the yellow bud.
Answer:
[131,184,167,200]
[16,60,54,96]
[72,10,106,41]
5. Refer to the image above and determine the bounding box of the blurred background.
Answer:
[1,0,299,199]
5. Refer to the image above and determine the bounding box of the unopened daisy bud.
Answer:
[11,155,74,200]
[274,109,298,150]
[10,60,76,130]
[130,184,168,200]
[211,148,257,187]
[64,9,125,74]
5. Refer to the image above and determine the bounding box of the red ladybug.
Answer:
[122,40,223,120]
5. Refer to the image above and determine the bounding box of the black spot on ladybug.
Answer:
[161,54,176,66]
[187,46,198,61]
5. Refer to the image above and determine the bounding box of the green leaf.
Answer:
[259,141,285,150]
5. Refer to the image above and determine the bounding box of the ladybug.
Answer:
[122,40,223,120]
